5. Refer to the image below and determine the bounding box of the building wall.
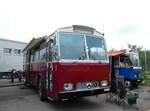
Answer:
[0,39,27,72]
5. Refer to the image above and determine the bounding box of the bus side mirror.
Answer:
[49,39,53,43]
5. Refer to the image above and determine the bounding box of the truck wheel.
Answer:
[38,78,47,101]
[131,81,138,89]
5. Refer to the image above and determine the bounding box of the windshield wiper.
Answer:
[78,55,86,60]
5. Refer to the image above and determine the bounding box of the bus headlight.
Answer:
[101,80,108,87]
[64,83,73,91]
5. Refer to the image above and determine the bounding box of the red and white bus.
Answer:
[23,25,110,102]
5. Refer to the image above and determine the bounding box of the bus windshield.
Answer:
[59,32,108,61]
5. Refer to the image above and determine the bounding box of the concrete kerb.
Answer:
[0,83,24,88]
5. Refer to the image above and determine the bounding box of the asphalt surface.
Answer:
[1,85,150,111]
[0,78,150,111]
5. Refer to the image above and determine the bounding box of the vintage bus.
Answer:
[23,25,110,102]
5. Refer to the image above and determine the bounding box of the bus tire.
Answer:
[24,77,32,87]
[38,78,47,101]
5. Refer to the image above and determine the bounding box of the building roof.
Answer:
[0,38,28,44]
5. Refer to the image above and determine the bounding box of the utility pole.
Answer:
[144,49,147,71]
[102,20,104,36]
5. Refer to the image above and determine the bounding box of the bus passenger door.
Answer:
[46,40,54,92]
[46,62,53,92]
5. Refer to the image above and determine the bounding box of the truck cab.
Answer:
[109,50,142,88]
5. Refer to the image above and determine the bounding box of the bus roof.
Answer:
[23,25,104,52]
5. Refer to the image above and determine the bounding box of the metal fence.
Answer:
[139,50,150,71]
[139,50,150,85]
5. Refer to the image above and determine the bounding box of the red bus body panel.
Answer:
[53,62,109,92]
[45,62,110,100]
[28,62,110,100]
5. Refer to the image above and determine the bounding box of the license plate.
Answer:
[104,88,110,92]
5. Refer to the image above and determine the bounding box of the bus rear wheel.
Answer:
[38,78,47,101]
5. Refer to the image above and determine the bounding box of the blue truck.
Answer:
[109,50,142,88]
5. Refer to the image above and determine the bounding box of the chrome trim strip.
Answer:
[57,31,61,59]
[59,86,110,94]
[58,60,109,64]
[47,97,53,101]
[133,67,142,69]
[84,34,89,59]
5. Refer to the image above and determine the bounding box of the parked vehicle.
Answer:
[23,25,110,102]
[108,50,142,88]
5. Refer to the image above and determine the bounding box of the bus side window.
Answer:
[31,50,40,63]
[31,50,35,63]
[40,48,46,62]
[49,40,56,61]
[39,41,47,62]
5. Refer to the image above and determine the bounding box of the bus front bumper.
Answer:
[58,86,110,99]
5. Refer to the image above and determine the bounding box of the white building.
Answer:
[0,38,27,75]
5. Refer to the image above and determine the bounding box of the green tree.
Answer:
[127,44,143,52]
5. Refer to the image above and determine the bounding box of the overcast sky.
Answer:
[0,0,150,50]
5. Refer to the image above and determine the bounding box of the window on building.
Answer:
[14,49,21,54]
[3,48,12,54]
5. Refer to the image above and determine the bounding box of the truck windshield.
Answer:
[129,52,140,67]
[59,32,108,61]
